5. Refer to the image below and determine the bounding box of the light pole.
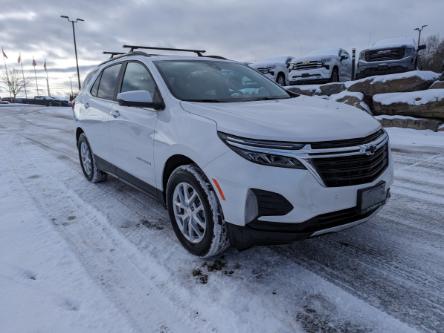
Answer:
[60,15,84,91]
[414,24,428,68]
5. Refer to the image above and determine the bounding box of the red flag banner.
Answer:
[32,58,36,67]
[1,47,7,59]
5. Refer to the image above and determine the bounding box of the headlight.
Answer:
[218,132,306,169]
[359,51,366,60]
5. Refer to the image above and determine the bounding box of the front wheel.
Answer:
[166,165,229,257]
[330,67,339,82]
[276,73,286,86]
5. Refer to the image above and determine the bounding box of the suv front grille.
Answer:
[311,142,389,187]
[311,129,385,149]
[365,47,405,62]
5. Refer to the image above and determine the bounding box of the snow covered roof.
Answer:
[369,37,416,50]
[306,49,340,57]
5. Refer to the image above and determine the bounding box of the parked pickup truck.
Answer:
[357,38,425,79]
[288,49,352,85]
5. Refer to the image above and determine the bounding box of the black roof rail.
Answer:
[122,45,206,56]
[103,51,126,59]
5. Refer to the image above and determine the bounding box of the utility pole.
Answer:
[44,60,51,96]
[32,58,40,96]
[414,24,428,69]
[18,54,28,98]
[60,15,84,90]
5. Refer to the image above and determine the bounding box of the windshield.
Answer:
[154,60,292,102]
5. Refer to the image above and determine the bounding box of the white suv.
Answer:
[74,46,393,257]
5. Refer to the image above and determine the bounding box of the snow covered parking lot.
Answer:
[1,105,443,333]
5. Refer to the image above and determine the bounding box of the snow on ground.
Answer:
[1,106,443,333]
[329,91,364,100]
[373,88,444,105]
[387,127,444,149]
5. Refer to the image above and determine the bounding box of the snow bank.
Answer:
[374,89,444,106]
[329,91,364,101]
[387,127,444,149]
[346,70,440,88]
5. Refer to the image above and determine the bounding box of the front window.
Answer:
[155,60,292,102]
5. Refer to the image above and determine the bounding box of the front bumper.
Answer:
[227,193,389,250]
[356,57,415,79]
[289,68,332,85]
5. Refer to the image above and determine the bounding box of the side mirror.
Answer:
[417,44,426,51]
[117,90,163,110]
[340,55,348,61]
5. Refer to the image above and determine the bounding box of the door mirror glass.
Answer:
[117,90,159,108]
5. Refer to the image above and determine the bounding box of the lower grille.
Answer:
[311,143,389,187]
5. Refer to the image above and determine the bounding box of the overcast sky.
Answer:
[1,0,443,97]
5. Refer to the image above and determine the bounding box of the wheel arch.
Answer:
[162,154,197,200]
[76,127,84,142]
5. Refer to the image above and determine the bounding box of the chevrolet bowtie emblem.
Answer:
[361,144,377,156]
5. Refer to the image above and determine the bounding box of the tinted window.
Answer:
[155,60,291,103]
[97,64,121,100]
[121,62,157,96]
[90,74,101,96]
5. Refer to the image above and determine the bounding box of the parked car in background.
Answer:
[34,96,70,107]
[356,37,425,79]
[249,56,293,85]
[288,49,352,85]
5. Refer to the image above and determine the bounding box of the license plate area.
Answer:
[357,181,386,214]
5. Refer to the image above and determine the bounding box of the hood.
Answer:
[292,55,334,63]
[180,96,381,142]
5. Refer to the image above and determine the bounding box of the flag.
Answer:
[43,59,47,71]
[1,47,7,59]
[18,53,21,64]
[32,58,36,67]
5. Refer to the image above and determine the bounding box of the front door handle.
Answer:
[84,102,90,109]
[110,110,120,118]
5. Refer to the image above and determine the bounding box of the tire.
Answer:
[77,133,107,183]
[166,164,229,257]
[276,73,286,86]
[331,67,339,82]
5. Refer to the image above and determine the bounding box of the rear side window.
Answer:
[97,64,122,100]
[90,74,101,96]
[120,62,156,96]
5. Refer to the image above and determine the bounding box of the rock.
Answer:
[373,89,444,120]
[285,85,320,96]
[318,82,346,96]
[347,70,440,97]
[329,91,371,113]
[375,115,442,132]
[430,81,444,89]
[440,72,444,81]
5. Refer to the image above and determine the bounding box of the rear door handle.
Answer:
[84,102,90,109]
[110,110,120,118]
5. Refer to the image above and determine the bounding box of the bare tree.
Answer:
[1,68,29,101]
[419,35,444,73]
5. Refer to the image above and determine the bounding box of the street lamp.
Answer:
[60,15,84,90]
[414,24,428,68]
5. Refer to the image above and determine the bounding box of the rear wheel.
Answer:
[77,133,107,183]
[166,165,229,257]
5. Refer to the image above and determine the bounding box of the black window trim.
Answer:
[117,59,165,108]
[90,61,125,101]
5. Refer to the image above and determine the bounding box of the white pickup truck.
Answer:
[288,49,352,85]
[249,56,293,85]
